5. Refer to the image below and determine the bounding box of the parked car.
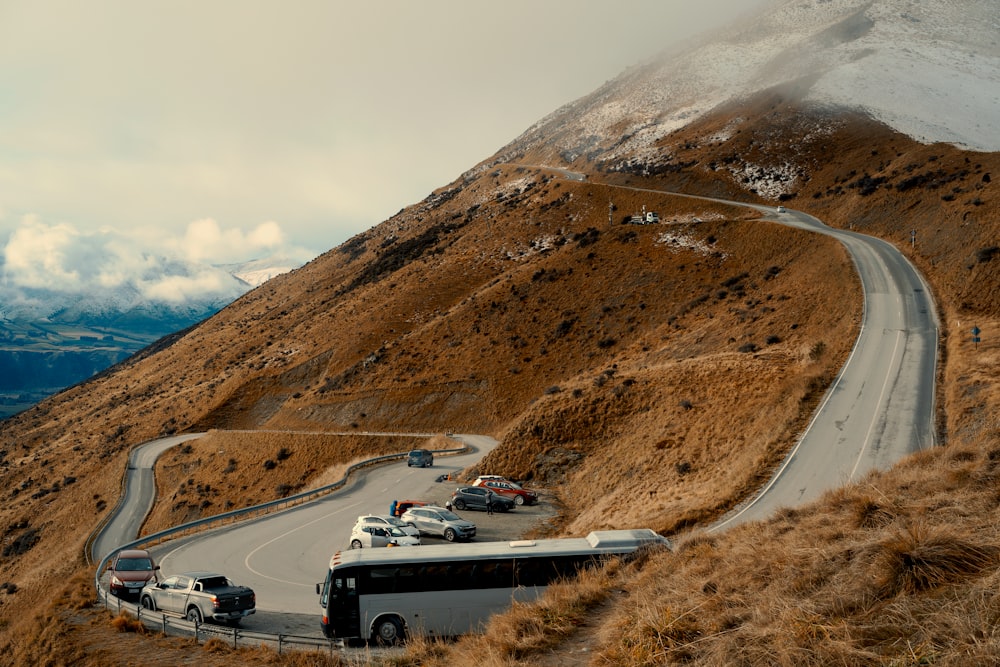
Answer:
[392,499,430,517]
[451,486,515,512]
[472,475,516,486]
[407,449,434,467]
[350,524,420,548]
[107,548,159,598]
[472,477,539,506]
[400,505,476,542]
[354,514,420,538]
[139,572,255,626]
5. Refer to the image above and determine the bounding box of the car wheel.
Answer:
[454,499,467,510]
[186,607,203,624]
[351,539,363,549]
[444,528,457,542]
[373,615,404,646]
[140,595,156,612]
[514,495,525,506]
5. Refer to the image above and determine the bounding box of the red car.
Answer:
[472,477,539,506]
[107,548,159,598]
[392,499,430,517]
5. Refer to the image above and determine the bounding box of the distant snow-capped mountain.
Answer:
[218,254,305,288]
[0,252,304,415]
[0,254,301,326]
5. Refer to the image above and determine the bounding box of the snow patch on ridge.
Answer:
[511,0,1000,159]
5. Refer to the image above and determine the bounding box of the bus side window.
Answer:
[480,560,514,588]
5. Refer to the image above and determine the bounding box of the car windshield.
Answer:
[388,527,407,537]
[117,557,153,571]
[385,516,406,527]
[437,510,462,521]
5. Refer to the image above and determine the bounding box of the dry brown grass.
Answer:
[143,431,439,534]
[110,613,149,635]
[406,554,634,666]
[871,523,998,597]
[0,94,996,666]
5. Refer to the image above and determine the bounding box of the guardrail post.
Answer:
[277,634,284,654]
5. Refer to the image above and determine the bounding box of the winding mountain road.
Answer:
[606,182,938,526]
[712,206,938,527]
[92,189,938,635]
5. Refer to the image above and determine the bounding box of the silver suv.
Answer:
[406,449,434,467]
[401,505,476,542]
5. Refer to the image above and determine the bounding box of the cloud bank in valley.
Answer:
[0,216,313,314]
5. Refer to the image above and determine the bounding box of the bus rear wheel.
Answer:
[373,615,404,646]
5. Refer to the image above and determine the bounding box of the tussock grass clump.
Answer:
[872,524,998,597]
[850,496,897,530]
[110,613,147,634]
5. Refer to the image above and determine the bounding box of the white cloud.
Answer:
[176,218,287,264]
[138,268,237,304]
[3,217,88,290]
[0,0,768,256]
[0,215,308,306]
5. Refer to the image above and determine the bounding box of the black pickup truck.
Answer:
[139,571,256,626]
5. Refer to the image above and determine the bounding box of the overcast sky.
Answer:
[0,1,770,277]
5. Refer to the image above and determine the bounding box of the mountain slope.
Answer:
[0,0,998,665]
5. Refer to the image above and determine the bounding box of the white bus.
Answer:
[316,528,669,645]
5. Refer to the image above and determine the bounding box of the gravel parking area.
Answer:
[418,478,560,542]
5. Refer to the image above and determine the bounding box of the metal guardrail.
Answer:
[98,593,343,654]
[92,439,468,648]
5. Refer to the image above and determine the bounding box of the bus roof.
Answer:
[328,529,669,570]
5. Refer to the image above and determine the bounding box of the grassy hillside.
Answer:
[0,94,997,665]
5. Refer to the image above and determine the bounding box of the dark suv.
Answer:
[451,486,515,512]
[407,449,434,467]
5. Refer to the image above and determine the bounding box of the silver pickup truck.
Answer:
[139,571,255,626]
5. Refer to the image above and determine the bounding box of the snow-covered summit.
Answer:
[518,0,999,160]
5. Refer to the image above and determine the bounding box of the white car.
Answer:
[776,205,786,213]
[354,514,420,538]
[349,524,420,549]
[400,505,477,542]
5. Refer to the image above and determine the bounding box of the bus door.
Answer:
[329,573,361,639]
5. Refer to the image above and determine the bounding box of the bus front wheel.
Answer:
[373,615,404,646]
